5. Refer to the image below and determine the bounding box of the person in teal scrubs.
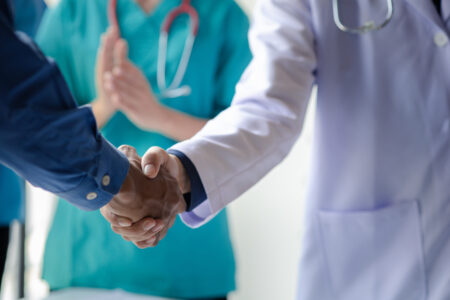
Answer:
[36,0,251,299]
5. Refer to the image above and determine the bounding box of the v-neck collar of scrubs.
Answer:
[118,0,180,31]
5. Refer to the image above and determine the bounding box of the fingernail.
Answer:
[118,219,131,227]
[146,238,156,245]
[144,221,155,231]
[154,223,164,232]
[144,164,154,176]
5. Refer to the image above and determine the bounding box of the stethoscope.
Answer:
[332,0,394,34]
[108,0,199,98]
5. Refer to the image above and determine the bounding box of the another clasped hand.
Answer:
[100,145,187,249]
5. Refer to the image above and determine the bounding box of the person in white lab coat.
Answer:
[106,0,450,299]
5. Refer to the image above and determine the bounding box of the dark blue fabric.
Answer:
[167,149,207,212]
[433,0,441,16]
[0,5,129,210]
[0,0,45,225]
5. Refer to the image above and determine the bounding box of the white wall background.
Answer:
[1,1,316,299]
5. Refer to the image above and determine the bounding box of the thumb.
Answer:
[100,27,119,73]
[141,147,169,179]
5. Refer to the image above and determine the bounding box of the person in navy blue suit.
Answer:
[0,0,46,287]
[0,0,185,287]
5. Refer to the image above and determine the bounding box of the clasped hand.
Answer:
[101,145,187,249]
[96,26,191,249]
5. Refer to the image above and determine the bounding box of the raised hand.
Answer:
[103,38,165,131]
[91,26,120,128]
[101,145,186,248]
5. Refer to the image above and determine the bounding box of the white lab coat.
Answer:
[171,0,450,299]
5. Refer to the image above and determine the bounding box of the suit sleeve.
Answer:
[0,11,128,210]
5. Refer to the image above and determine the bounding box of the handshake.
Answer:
[100,145,190,249]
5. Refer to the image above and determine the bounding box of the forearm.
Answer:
[91,99,116,129]
[0,19,129,210]
[152,106,208,142]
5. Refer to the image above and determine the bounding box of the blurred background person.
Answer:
[1,0,46,290]
[13,0,46,38]
[0,166,23,289]
[36,0,251,299]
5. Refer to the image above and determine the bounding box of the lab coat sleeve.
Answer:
[0,9,129,210]
[212,1,252,116]
[171,0,317,227]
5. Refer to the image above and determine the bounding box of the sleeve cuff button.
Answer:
[102,175,111,186]
[86,192,98,201]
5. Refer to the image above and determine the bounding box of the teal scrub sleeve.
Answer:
[212,3,251,116]
[0,165,24,225]
[36,0,78,95]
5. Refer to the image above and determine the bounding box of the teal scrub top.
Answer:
[36,0,251,298]
[13,0,46,37]
[0,164,24,225]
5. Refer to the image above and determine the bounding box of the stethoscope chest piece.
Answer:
[332,0,394,34]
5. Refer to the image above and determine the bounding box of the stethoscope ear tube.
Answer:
[332,0,394,34]
[157,0,199,98]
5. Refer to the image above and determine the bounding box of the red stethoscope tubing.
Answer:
[107,0,198,98]
[108,0,199,37]
[161,0,199,36]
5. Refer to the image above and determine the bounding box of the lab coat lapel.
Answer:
[404,0,444,28]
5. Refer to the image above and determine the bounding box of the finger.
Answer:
[135,235,158,249]
[156,215,176,243]
[114,38,129,67]
[117,145,141,166]
[96,35,106,74]
[112,62,148,90]
[111,66,145,91]
[136,231,161,248]
[110,91,140,113]
[141,147,168,178]
[109,72,142,101]
[105,75,141,111]
[102,27,118,73]
[111,217,161,237]
[113,227,159,241]
[100,206,133,227]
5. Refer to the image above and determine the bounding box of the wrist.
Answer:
[147,103,169,132]
[92,98,116,116]
[170,154,191,194]
[92,98,117,128]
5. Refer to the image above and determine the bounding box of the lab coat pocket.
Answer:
[318,201,426,300]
